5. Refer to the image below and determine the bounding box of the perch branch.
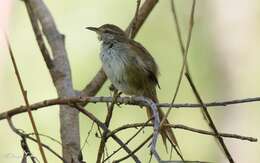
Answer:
[1,96,260,121]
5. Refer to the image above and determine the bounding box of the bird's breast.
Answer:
[100,45,129,92]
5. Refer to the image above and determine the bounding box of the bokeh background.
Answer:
[0,0,260,162]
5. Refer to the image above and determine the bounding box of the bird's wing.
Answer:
[128,39,160,88]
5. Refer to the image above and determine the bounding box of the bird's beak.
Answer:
[85,27,99,32]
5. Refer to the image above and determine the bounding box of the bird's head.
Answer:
[86,24,126,42]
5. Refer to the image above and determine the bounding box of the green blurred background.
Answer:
[0,0,259,162]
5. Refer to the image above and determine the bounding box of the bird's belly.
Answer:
[100,50,142,95]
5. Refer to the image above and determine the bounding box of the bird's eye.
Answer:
[103,29,113,34]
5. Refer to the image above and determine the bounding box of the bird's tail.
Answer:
[145,92,183,159]
[146,106,179,150]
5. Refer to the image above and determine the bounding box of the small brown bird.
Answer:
[86,24,179,152]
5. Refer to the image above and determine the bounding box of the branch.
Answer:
[186,74,235,162]
[108,123,257,142]
[25,0,80,162]
[24,1,53,69]
[7,116,66,163]
[113,135,153,163]
[96,91,119,163]
[103,118,153,162]
[170,0,234,162]
[5,36,47,163]
[73,104,141,163]
[1,96,260,121]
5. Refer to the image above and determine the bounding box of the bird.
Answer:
[86,24,180,153]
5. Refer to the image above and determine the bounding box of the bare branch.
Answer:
[73,103,141,163]
[128,0,142,39]
[108,123,257,142]
[96,91,119,163]
[1,96,260,121]
[7,116,66,163]
[24,1,53,69]
[170,0,234,162]
[25,0,80,161]
[125,0,158,38]
[103,118,152,162]
[186,73,234,162]
[113,135,153,163]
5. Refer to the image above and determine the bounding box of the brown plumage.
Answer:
[87,24,180,153]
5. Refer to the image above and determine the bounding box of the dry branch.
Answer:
[170,0,234,162]
[73,104,141,163]
[25,0,80,162]
[108,123,257,142]
[7,116,66,163]
[1,96,260,121]
[96,91,119,163]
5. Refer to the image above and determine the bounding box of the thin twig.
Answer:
[159,1,198,159]
[7,117,37,163]
[186,74,234,162]
[73,103,141,163]
[113,135,153,163]
[170,0,234,162]
[1,96,260,121]
[7,116,66,163]
[108,123,257,142]
[27,133,61,145]
[163,0,196,122]
[96,91,119,163]
[128,0,142,39]
[81,120,95,151]
[103,118,152,162]
[5,36,48,163]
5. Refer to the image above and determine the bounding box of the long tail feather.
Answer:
[144,90,183,160]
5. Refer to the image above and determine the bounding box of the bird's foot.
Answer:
[111,89,123,107]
